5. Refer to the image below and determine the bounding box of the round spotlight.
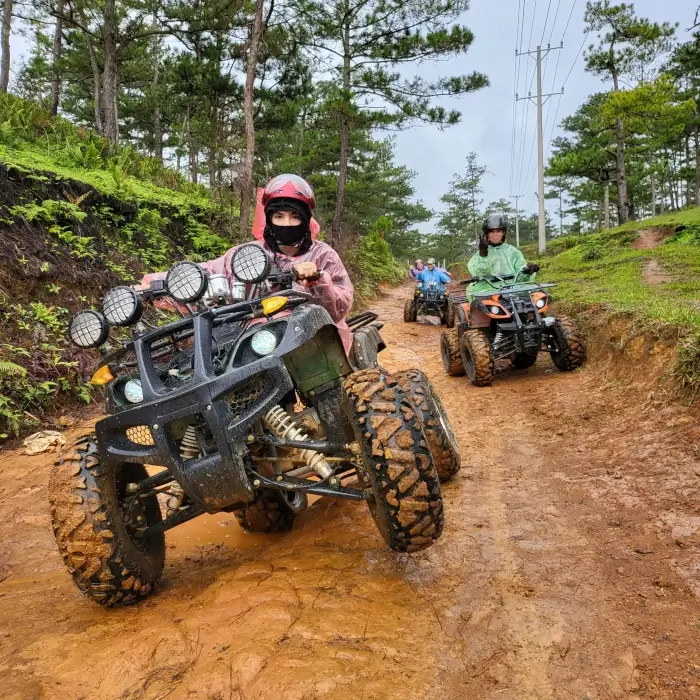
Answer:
[69,310,110,348]
[230,243,271,284]
[102,286,144,326]
[165,261,209,303]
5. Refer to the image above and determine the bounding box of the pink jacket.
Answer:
[140,240,355,354]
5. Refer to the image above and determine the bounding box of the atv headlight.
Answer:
[102,286,143,326]
[535,298,547,309]
[123,379,144,404]
[490,306,501,314]
[69,310,109,348]
[250,329,278,356]
[166,261,209,303]
[230,243,271,284]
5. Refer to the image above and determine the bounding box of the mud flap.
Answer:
[351,325,386,370]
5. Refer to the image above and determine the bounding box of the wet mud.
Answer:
[3,285,700,698]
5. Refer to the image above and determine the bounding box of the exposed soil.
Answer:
[643,259,674,286]
[3,286,700,699]
[632,227,673,250]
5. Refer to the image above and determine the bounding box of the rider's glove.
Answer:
[478,236,489,257]
[523,262,540,274]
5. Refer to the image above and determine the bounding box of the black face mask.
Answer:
[269,221,307,247]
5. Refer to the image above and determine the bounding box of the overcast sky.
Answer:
[8,0,699,229]
[392,0,699,230]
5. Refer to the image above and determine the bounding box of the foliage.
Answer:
[350,220,405,302]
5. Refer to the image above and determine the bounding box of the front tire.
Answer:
[404,299,417,323]
[549,316,585,371]
[48,436,165,606]
[234,489,307,533]
[445,298,456,328]
[344,368,443,552]
[511,351,539,369]
[441,329,465,376]
[395,369,461,482]
[460,329,495,387]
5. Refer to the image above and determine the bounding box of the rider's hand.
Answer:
[294,261,320,282]
[478,236,489,257]
[523,262,540,274]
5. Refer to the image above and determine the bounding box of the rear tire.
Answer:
[344,368,443,552]
[395,369,461,482]
[234,489,307,533]
[460,330,494,387]
[403,299,417,323]
[511,351,539,370]
[48,435,165,606]
[549,316,585,372]
[441,329,465,376]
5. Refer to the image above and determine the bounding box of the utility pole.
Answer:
[516,43,563,255]
[510,193,524,248]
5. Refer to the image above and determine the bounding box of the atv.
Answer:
[50,243,459,606]
[440,271,585,387]
[404,280,449,324]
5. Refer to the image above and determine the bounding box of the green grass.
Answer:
[537,207,700,396]
[540,209,700,332]
[0,145,214,212]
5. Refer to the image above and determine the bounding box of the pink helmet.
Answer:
[261,174,315,210]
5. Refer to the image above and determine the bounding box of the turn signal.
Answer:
[90,365,114,385]
[261,296,288,316]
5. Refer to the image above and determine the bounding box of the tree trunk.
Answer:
[331,7,352,250]
[695,124,700,207]
[685,135,692,207]
[186,103,197,184]
[102,0,119,143]
[650,168,656,217]
[152,37,162,162]
[238,0,265,238]
[0,0,13,93]
[603,182,610,229]
[611,71,630,223]
[77,3,104,134]
[50,0,64,114]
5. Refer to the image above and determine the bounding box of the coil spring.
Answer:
[168,425,199,511]
[263,405,333,478]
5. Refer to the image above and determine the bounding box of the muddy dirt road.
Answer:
[3,287,700,699]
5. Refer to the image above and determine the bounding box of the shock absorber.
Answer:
[263,406,333,478]
[493,331,504,349]
[169,425,199,510]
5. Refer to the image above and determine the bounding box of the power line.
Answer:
[540,0,554,46]
[560,0,579,46]
[509,0,524,195]
[547,0,563,45]
[562,29,590,89]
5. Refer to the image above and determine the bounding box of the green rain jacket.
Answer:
[466,243,535,296]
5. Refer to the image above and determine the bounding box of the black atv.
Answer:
[50,243,459,606]
[440,271,585,387]
[404,280,449,324]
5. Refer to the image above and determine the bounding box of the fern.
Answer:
[0,360,27,377]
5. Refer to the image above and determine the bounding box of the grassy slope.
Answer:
[532,208,700,395]
[539,210,700,332]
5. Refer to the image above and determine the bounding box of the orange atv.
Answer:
[440,272,585,387]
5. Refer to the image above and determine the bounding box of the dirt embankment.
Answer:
[3,286,700,698]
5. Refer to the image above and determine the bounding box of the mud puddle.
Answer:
[3,285,700,698]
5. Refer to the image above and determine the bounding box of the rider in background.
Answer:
[409,258,424,279]
[139,175,355,353]
[417,258,451,291]
[467,215,540,292]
